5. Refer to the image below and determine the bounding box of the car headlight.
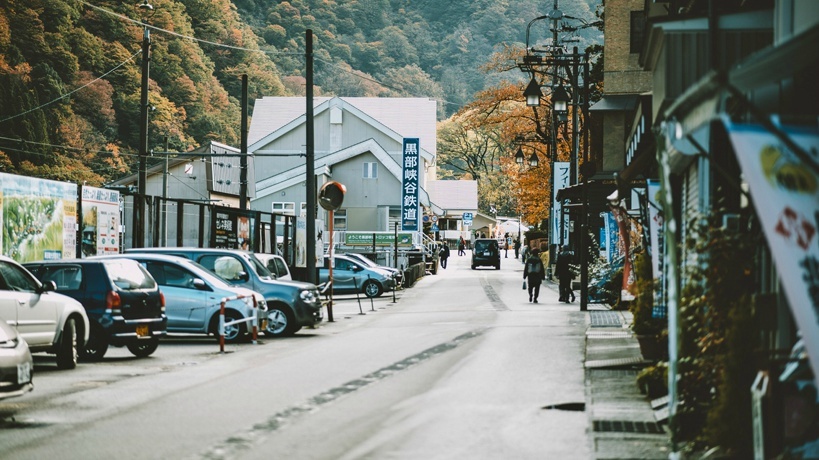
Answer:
[300,289,319,304]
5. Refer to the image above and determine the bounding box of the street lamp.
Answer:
[528,151,539,167]
[524,77,543,107]
[552,85,570,122]
[515,146,525,165]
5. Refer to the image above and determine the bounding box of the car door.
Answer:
[141,261,207,331]
[332,258,358,293]
[0,260,58,347]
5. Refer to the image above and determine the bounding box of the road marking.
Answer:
[480,277,509,311]
[195,328,486,460]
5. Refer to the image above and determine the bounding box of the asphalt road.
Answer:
[0,251,590,459]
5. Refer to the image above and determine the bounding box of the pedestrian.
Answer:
[505,233,512,258]
[514,238,521,259]
[457,236,466,256]
[555,245,576,302]
[439,242,450,269]
[523,248,546,303]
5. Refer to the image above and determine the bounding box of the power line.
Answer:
[80,1,301,57]
[0,50,141,125]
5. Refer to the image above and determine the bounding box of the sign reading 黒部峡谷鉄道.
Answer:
[401,138,420,232]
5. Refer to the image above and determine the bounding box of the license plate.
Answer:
[484,251,491,256]
[18,361,31,384]
[136,325,150,337]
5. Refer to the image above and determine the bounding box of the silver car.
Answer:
[0,319,34,400]
[93,254,266,343]
[319,254,396,298]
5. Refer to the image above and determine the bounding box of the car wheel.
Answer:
[55,317,78,370]
[80,324,108,362]
[210,310,247,343]
[127,337,159,358]
[471,264,476,270]
[495,263,501,270]
[363,280,383,298]
[263,304,294,338]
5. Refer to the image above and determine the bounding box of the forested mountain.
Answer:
[0,0,601,186]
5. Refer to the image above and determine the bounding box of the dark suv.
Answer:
[126,248,323,337]
[24,259,167,361]
[471,238,501,270]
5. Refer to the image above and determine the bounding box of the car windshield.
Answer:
[104,260,157,290]
[245,253,273,280]
[475,241,495,252]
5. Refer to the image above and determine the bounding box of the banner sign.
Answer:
[728,121,819,385]
[646,179,666,318]
[0,172,77,262]
[401,138,420,231]
[345,232,414,246]
[81,186,120,257]
[553,162,571,245]
[611,204,635,302]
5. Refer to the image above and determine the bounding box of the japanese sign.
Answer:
[0,172,77,262]
[401,138,420,231]
[728,121,819,385]
[210,206,254,250]
[345,232,414,246]
[81,186,121,257]
[552,162,571,245]
[647,179,666,318]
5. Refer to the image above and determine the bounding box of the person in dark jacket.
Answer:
[555,245,576,302]
[523,248,546,303]
[439,243,450,269]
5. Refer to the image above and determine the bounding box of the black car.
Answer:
[471,238,501,270]
[24,259,167,361]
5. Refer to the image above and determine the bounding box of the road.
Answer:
[0,250,590,459]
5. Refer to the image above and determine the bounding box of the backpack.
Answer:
[527,257,542,274]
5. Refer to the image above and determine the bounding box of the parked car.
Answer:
[341,252,402,284]
[253,253,292,280]
[320,254,395,298]
[24,258,167,361]
[472,238,501,270]
[125,248,322,337]
[0,319,34,400]
[0,255,90,370]
[94,254,266,343]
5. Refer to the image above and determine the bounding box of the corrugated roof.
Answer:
[426,180,478,211]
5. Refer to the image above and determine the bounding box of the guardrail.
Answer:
[218,293,261,353]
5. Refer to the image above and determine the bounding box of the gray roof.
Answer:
[426,180,478,212]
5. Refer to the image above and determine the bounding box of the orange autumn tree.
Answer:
[442,44,574,228]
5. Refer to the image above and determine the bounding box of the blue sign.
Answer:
[431,224,438,232]
[463,212,473,220]
[401,138,420,231]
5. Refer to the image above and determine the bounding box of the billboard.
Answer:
[0,173,78,262]
[80,186,121,257]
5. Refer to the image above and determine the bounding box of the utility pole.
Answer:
[305,30,316,284]
[240,74,248,211]
[135,3,152,249]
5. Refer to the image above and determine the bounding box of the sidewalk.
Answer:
[541,279,670,459]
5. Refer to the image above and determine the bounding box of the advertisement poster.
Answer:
[728,121,819,386]
[81,186,120,257]
[0,173,78,262]
[646,179,666,318]
[210,206,255,250]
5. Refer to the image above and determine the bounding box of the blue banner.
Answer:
[401,138,420,231]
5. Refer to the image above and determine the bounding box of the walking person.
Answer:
[457,236,466,256]
[514,238,521,259]
[505,233,512,258]
[439,243,450,269]
[523,248,546,303]
[555,245,576,302]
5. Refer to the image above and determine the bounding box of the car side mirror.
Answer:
[239,271,250,281]
[40,280,56,293]
[192,278,209,291]
[352,266,363,272]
